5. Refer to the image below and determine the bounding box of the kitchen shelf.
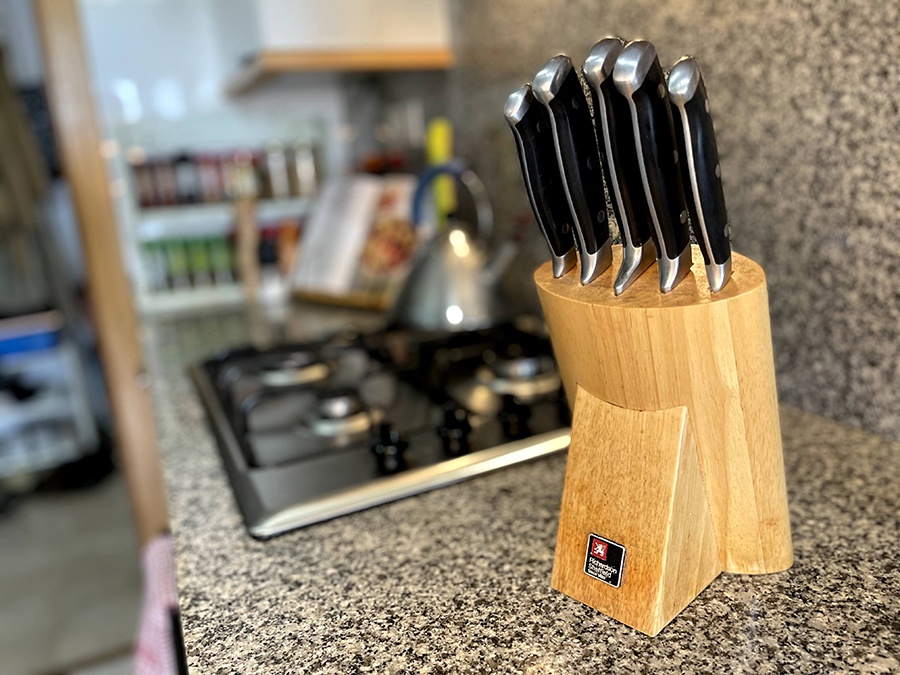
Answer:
[0,432,83,479]
[226,48,455,95]
[137,197,311,242]
[0,389,72,434]
[137,284,247,315]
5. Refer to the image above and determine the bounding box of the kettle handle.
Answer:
[411,160,494,242]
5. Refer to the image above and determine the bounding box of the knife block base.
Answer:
[551,389,722,636]
[535,245,792,635]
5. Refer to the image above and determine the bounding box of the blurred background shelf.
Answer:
[227,48,455,95]
[222,0,453,94]
[136,284,247,315]
[0,314,101,481]
[136,197,311,242]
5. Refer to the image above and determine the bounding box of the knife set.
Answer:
[506,38,731,295]
[506,39,793,636]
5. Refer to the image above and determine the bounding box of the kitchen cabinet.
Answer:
[219,0,454,94]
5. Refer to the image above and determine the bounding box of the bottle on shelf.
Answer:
[209,236,235,286]
[290,141,318,198]
[186,238,212,287]
[143,236,239,294]
[130,139,321,210]
[196,153,225,203]
[151,159,179,206]
[173,152,201,205]
[264,141,292,200]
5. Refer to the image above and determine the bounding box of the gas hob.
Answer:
[190,324,571,538]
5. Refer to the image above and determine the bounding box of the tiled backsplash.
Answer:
[448,0,900,440]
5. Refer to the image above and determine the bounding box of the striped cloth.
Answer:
[134,533,180,675]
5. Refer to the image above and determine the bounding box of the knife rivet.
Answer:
[715,163,721,178]
[679,210,687,224]
[657,83,666,99]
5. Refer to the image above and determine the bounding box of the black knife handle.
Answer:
[504,84,576,276]
[613,42,690,263]
[533,55,610,283]
[583,38,652,251]
[668,56,731,269]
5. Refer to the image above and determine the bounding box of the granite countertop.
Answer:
[142,307,900,674]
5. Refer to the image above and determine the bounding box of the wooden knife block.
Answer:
[535,245,793,636]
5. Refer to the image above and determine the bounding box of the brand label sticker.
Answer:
[584,533,626,588]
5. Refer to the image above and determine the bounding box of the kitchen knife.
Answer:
[504,84,577,278]
[583,37,657,295]
[533,55,612,285]
[613,41,692,292]
[667,56,732,292]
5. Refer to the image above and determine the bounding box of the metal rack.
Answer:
[0,227,101,481]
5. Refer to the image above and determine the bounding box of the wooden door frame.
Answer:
[34,0,168,546]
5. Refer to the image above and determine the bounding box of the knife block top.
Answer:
[536,243,765,309]
[535,245,793,576]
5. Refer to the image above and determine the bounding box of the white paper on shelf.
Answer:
[292,175,384,295]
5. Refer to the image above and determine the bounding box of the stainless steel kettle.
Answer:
[389,161,512,332]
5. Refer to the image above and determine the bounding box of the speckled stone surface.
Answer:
[447,0,900,441]
[143,309,899,674]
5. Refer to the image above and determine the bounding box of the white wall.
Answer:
[77,0,350,177]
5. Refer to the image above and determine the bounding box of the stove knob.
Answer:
[371,423,408,475]
[499,394,532,440]
[438,404,472,457]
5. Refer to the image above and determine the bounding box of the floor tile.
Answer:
[0,474,141,674]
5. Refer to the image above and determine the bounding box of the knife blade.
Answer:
[667,56,732,292]
[613,40,692,292]
[583,37,657,295]
[504,84,577,278]
[533,55,612,285]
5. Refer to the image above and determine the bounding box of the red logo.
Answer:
[591,538,608,560]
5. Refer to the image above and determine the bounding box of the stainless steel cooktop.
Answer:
[190,324,571,538]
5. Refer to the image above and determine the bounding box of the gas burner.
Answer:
[318,389,363,418]
[309,389,378,437]
[491,354,551,380]
[258,352,331,388]
[480,354,560,401]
